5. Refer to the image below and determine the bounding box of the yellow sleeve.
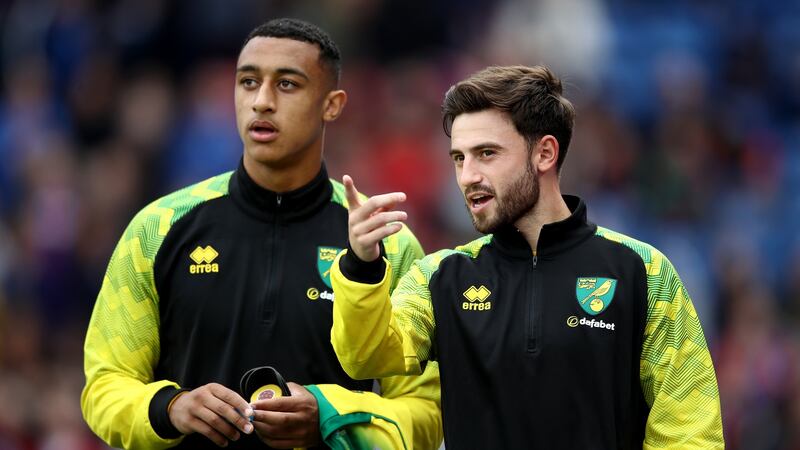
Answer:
[382,223,424,292]
[330,251,436,380]
[321,227,440,449]
[81,214,183,450]
[308,362,442,450]
[376,362,442,449]
[640,250,724,449]
[82,174,229,449]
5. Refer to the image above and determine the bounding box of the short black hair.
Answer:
[243,18,341,85]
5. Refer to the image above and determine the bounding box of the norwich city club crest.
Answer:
[317,247,341,288]
[575,277,617,316]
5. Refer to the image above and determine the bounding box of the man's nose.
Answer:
[459,157,483,188]
[253,85,276,113]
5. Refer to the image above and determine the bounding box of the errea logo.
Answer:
[462,285,492,311]
[189,245,219,274]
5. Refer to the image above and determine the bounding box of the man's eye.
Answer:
[278,80,297,89]
[481,150,494,157]
[241,79,257,88]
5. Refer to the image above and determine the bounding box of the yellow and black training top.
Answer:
[81,161,442,450]
[331,195,724,449]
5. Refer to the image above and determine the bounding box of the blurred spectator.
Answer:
[0,0,798,447]
[66,51,119,149]
[163,60,240,189]
[716,284,796,449]
[486,0,611,93]
[0,56,65,215]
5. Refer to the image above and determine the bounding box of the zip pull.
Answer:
[527,251,539,353]
[276,195,282,207]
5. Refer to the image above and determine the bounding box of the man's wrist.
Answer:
[149,386,189,439]
[341,246,386,284]
[167,390,189,415]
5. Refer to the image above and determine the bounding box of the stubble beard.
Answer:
[469,160,540,234]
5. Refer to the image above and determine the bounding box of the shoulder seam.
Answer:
[329,178,369,210]
[593,226,662,268]
[129,172,232,299]
[423,236,491,284]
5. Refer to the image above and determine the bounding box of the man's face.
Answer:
[235,37,332,169]
[449,109,540,234]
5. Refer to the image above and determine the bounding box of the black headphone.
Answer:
[239,366,292,403]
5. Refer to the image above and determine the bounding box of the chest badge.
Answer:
[576,277,617,315]
[317,247,341,288]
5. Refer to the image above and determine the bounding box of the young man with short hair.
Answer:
[81,18,442,450]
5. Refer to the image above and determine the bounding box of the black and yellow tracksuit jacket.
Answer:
[331,195,724,449]
[81,162,442,450]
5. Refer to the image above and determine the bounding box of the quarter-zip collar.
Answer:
[229,158,332,222]
[492,195,597,259]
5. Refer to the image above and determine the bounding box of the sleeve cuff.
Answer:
[341,246,386,284]
[149,386,189,439]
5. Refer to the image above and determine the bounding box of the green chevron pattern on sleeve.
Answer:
[392,236,492,361]
[89,172,231,360]
[81,172,231,450]
[383,225,423,293]
[595,227,723,449]
[329,178,351,208]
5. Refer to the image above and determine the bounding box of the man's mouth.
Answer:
[467,192,494,213]
[249,120,279,143]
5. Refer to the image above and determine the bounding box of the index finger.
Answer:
[255,392,314,414]
[209,384,254,427]
[251,408,309,430]
[342,175,361,210]
[348,191,407,225]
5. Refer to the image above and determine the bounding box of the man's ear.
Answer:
[534,135,560,173]
[323,90,347,122]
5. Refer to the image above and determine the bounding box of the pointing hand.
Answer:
[343,175,408,262]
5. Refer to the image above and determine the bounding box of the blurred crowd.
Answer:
[1,0,799,448]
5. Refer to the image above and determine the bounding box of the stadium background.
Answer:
[1,0,799,448]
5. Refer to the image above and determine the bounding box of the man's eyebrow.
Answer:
[274,67,309,81]
[235,66,309,81]
[236,64,259,73]
[467,142,503,151]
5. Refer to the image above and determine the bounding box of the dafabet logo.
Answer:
[306,287,334,302]
[566,315,616,331]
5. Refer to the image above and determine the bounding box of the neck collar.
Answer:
[492,195,596,259]
[229,158,332,222]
